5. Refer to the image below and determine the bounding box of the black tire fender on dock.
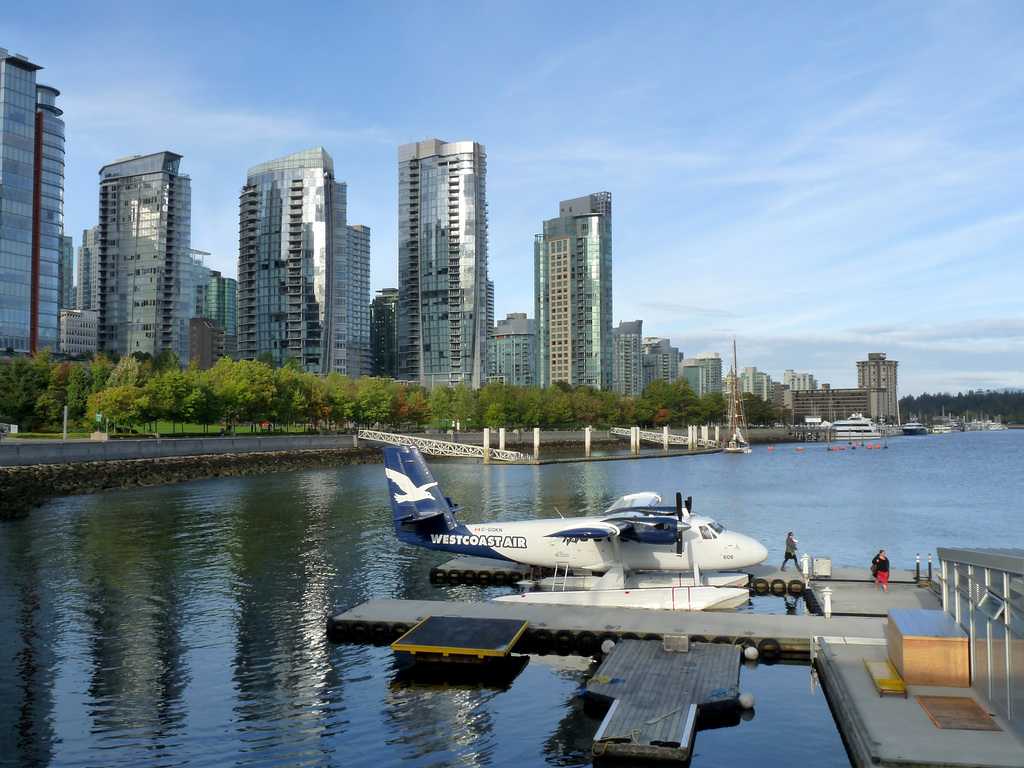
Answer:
[429,568,446,584]
[751,578,770,595]
[531,628,553,650]
[770,579,787,595]
[327,619,349,643]
[475,570,492,585]
[371,622,391,644]
[391,623,409,640]
[555,630,575,654]
[757,637,782,663]
[461,570,477,585]
[621,632,640,641]
[642,633,661,642]
[492,572,508,586]
[576,631,598,655]
[446,570,461,585]
[509,571,524,583]
[350,621,370,643]
[599,632,618,650]
[712,636,732,644]
[788,580,804,595]
[689,635,708,645]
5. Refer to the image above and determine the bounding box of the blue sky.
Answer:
[7,1,1023,396]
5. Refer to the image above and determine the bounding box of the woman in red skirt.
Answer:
[872,550,889,592]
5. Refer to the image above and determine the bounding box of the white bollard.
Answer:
[534,427,540,460]
[585,425,592,458]
[801,553,811,580]
[663,425,670,452]
[483,427,491,464]
[499,427,506,451]
[822,586,833,619]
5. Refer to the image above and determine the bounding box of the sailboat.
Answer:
[724,337,751,454]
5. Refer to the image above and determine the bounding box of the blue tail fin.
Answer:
[382,445,459,543]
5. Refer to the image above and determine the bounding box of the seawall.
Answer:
[0,446,382,518]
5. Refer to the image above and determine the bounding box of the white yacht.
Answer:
[831,413,882,441]
[901,421,928,436]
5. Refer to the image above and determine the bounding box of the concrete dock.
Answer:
[816,636,1024,768]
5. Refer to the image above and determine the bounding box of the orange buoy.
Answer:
[796,446,803,451]
[767,446,774,451]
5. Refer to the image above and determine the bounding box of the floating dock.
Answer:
[585,639,742,762]
[327,597,886,659]
[327,572,1024,767]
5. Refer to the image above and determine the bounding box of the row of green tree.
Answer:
[898,390,1023,424]
[0,350,786,434]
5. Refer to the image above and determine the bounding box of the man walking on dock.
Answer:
[781,532,799,572]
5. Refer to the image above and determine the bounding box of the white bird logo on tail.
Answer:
[385,468,439,503]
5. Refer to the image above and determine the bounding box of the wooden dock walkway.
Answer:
[585,640,741,762]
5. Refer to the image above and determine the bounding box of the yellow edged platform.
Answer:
[391,615,530,660]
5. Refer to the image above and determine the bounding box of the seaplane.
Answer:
[382,445,769,611]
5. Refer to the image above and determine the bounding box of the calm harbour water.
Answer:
[1,429,1021,767]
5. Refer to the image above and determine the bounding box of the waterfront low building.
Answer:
[789,384,889,422]
[937,547,1024,740]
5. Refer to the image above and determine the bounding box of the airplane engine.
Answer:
[616,516,677,545]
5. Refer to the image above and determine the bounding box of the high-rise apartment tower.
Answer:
[397,139,489,389]
[857,352,899,423]
[612,320,643,396]
[535,193,613,389]
[76,226,99,311]
[238,148,369,375]
[96,152,192,359]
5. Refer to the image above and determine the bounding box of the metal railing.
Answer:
[609,427,717,449]
[357,430,529,463]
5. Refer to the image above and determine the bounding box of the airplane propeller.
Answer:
[675,493,684,555]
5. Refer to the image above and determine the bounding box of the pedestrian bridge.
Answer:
[609,426,719,449]
[357,430,529,463]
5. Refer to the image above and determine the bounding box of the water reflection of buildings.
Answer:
[79,500,190,744]
[0,536,56,767]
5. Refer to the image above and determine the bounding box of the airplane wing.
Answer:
[546,522,624,540]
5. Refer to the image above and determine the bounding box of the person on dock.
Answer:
[781,532,799,572]
[872,550,890,592]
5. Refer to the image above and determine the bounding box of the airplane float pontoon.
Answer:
[382,445,768,610]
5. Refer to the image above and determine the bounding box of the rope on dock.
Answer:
[592,729,643,756]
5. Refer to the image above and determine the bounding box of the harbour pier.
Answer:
[328,565,1024,767]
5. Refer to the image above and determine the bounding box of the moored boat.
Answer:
[901,421,927,436]
[831,413,881,440]
[723,337,751,454]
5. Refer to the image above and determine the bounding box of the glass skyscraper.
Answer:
[237,147,368,375]
[0,48,64,355]
[370,287,397,378]
[206,270,237,357]
[612,319,643,396]
[76,225,99,312]
[397,139,489,389]
[59,234,74,309]
[487,312,536,387]
[535,193,613,390]
[96,152,193,360]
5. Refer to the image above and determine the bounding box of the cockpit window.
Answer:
[710,521,725,534]
[699,525,716,540]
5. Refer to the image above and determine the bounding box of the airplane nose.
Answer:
[754,540,769,564]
